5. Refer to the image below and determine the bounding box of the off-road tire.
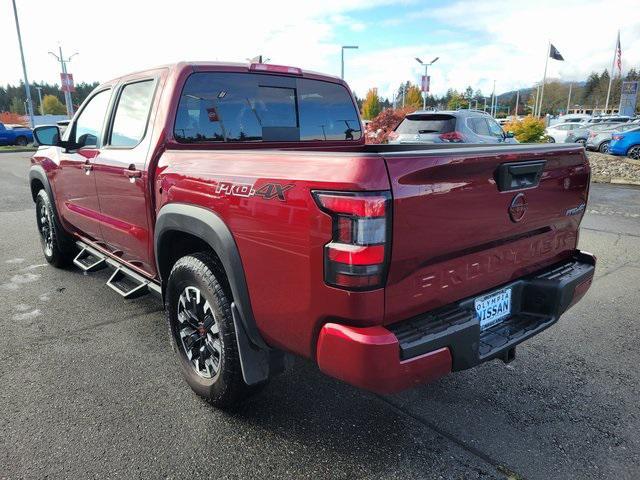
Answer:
[166,252,264,409]
[35,189,75,267]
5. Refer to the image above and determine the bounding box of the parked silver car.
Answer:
[565,122,628,146]
[388,110,517,144]
[586,124,640,153]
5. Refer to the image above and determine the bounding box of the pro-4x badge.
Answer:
[215,181,293,201]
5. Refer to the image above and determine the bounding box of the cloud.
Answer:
[349,0,640,99]
[0,0,392,87]
[2,0,637,104]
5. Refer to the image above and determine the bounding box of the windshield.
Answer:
[174,73,361,143]
[395,114,455,134]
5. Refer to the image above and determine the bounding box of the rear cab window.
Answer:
[395,114,455,134]
[174,72,361,143]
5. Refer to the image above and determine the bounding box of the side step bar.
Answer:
[74,241,161,300]
[74,248,106,272]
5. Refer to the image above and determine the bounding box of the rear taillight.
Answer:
[439,131,465,143]
[612,134,624,140]
[588,132,597,138]
[313,191,391,291]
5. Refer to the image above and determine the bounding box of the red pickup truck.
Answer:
[30,62,595,408]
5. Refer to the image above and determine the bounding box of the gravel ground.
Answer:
[586,151,640,184]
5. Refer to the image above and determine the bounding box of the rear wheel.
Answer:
[546,136,555,143]
[599,141,610,154]
[35,190,75,267]
[166,252,265,408]
[14,136,28,146]
[577,138,586,146]
[628,145,640,160]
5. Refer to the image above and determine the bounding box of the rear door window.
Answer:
[110,80,156,147]
[174,72,360,143]
[395,114,455,135]
[468,117,490,136]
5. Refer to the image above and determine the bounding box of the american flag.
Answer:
[615,31,622,74]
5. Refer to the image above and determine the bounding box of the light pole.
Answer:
[35,86,43,115]
[341,46,358,80]
[11,0,35,128]
[415,56,439,111]
[49,47,78,117]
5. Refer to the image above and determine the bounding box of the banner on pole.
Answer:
[421,75,430,93]
[619,81,638,117]
[60,73,75,93]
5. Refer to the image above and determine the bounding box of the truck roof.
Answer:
[103,61,344,87]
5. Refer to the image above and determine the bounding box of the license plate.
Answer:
[474,287,512,331]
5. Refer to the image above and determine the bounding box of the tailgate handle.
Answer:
[495,161,546,191]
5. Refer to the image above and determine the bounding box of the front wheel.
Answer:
[545,136,555,143]
[35,190,75,267]
[14,136,28,146]
[599,141,610,154]
[577,139,586,146]
[628,145,640,160]
[166,252,265,408]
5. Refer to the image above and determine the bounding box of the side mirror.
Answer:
[505,131,515,138]
[33,125,61,147]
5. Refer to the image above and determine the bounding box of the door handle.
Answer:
[124,165,142,182]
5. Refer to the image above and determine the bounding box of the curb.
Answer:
[0,148,37,154]
[592,175,640,186]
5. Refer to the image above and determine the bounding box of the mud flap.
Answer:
[231,301,272,386]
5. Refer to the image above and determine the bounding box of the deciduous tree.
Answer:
[361,88,381,120]
[42,95,67,115]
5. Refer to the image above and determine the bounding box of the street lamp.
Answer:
[341,46,358,80]
[48,47,78,117]
[35,86,43,115]
[415,56,439,111]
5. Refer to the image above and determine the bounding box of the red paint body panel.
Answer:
[383,148,590,323]
[30,61,595,394]
[155,150,389,356]
[316,323,452,394]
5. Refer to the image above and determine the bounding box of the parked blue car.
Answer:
[0,122,33,146]
[609,127,640,159]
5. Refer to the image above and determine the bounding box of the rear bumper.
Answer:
[316,251,595,394]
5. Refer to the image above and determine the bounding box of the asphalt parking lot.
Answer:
[1,151,639,479]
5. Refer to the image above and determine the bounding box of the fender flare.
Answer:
[154,203,268,351]
[28,165,54,202]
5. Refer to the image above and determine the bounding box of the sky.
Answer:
[2,0,639,100]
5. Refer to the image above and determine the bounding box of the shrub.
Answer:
[0,112,27,126]
[503,115,546,143]
[365,106,416,144]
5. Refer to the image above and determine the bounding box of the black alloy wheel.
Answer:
[176,285,222,379]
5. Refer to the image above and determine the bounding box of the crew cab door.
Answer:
[93,78,158,275]
[55,88,112,241]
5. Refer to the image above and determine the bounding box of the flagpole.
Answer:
[566,83,572,115]
[604,30,619,114]
[537,42,550,117]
